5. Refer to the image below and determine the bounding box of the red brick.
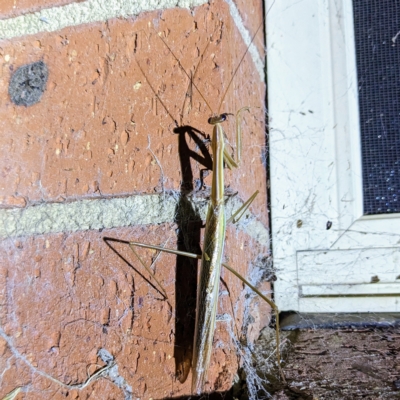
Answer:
[0,222,267,398]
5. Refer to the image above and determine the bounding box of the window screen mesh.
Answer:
[353,1,400,214]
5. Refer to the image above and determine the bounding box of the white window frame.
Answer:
[266,0,400,313]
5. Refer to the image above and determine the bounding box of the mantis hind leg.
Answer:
[222,262,286,383]
[225,191,286,381]
[126,240,285,382]
[128,242,170,300]
[128,241,201,300]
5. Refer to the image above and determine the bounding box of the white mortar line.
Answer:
[0,0,207,40]
[0,193,269,246]
[225,0,265,81]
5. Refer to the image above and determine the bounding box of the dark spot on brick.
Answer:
[9,61,48,106]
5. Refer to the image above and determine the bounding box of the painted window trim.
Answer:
[266,0,400,313]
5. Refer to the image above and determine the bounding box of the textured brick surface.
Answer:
[0,1,267,220]
[232,0,265,57]
[0,224,269,398]
[0,0,270,398]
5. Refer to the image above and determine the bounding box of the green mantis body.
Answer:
[191,115,227,393]
[190,111,285,392]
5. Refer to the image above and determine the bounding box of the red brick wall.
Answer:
[0,1,269,398]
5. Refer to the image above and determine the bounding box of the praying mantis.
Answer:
[128,108,284,393]
[105,16,284,395]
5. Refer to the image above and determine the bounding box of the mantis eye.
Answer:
[208,114,229,125]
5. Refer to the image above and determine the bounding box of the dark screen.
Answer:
[353,0,400,214]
